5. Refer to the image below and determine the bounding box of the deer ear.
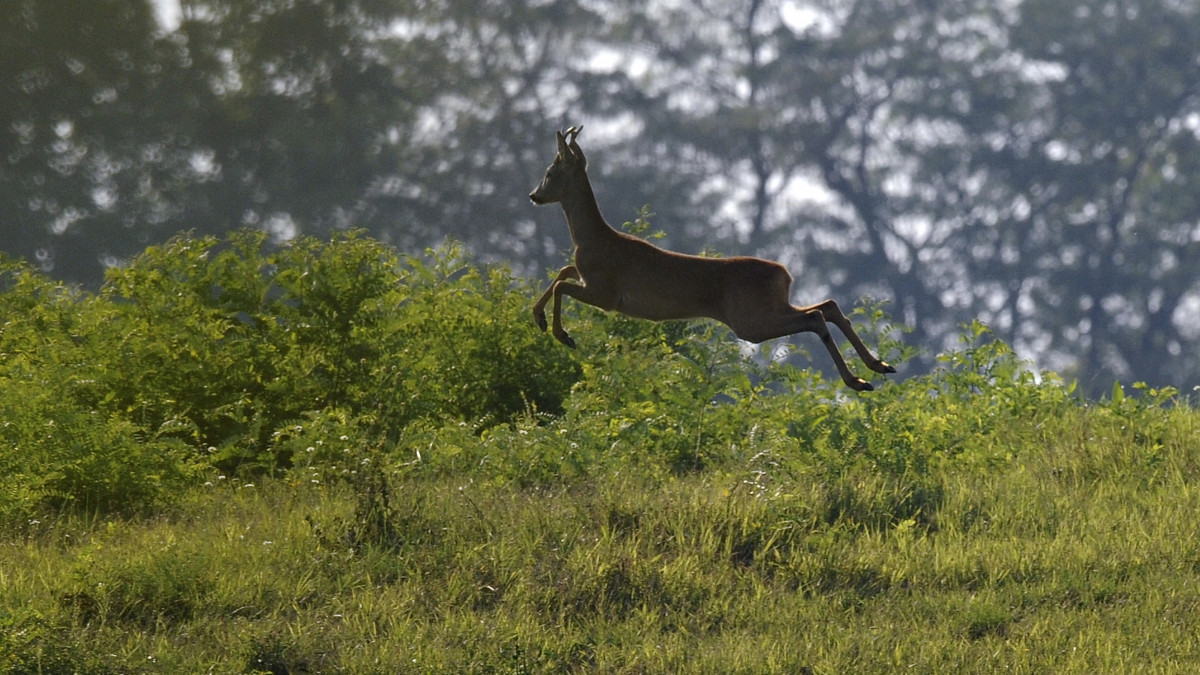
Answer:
[556,130,571,160]
[566,126,586,168]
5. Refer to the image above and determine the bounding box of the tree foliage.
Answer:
[3,0,1200,393]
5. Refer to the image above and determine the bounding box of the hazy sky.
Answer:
[152,0,181,31]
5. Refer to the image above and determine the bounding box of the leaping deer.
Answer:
[529,126,896,391]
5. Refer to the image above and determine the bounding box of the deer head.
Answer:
[529,126,585,205]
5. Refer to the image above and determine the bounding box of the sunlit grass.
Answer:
[5,403,1200,673]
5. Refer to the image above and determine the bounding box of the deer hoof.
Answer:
[878,361,897,374]
[854,379,875,392]
[533,312,548,332]
[555,333,576,349]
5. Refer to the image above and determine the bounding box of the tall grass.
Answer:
[2,232,1199,673]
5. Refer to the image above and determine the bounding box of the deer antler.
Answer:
[557,126,584,163]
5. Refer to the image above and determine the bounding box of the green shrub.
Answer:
[58,537,214,629]
[7,227,1189,533]
[97,231,580,468]
[0,379,196,524]
[368,250,580,434]
[0,259,199,527]
[0,232,584,525]
[0,608,105,675]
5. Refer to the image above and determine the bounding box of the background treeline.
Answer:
[4,0,1200,396]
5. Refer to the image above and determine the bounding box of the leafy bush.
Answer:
[0,608,106,675]
[96,230,579,466]
[0,259,199,526]
[0,377,196,523]
[3,229,1191,532]
[0,232,580,526]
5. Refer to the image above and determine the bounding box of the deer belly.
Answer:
[613,289,708,322]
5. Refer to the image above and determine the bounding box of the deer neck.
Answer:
[561,175,616,248]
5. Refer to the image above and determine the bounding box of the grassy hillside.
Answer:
[2,232,1198,673]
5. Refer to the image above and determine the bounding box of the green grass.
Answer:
[5,404,1200,673]
[3,232,1200,672]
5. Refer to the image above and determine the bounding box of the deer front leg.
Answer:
[549,278,616,349]
[533,265,579,332]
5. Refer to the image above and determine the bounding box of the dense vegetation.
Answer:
[2,232,1199,673]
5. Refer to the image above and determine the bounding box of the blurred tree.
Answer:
[1,0,642,283]
[4,0,1200,394]
[990,0,1200,394]
[1,0,187,284]
[765,0,1010,359]
[603,0,1200,393]
[170,0,404,239]
[595,0,1013,370]
[591,0,799,256]
[366,0,627,275]
[1,0,405,286]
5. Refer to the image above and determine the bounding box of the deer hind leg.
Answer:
[783,307,876,392]
[533,265,579,332]
[799,299,896,375]
[730,304,880,392]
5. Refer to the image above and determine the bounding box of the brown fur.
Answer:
[529,127,895,391]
